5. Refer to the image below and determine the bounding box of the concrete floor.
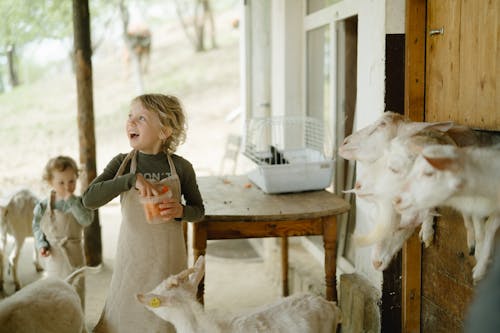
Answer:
[0,201,281,331]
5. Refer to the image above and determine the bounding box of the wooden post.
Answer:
[72,0,102,266]
[403,0,426,332]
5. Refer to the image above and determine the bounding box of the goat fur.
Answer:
[0,189,42,291]
[395,145,500,281]
[0,269,86,333]
[136,256,341,333]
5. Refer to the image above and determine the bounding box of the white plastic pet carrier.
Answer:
[244,116,334,194]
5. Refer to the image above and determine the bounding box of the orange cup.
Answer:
[140,186,172,224]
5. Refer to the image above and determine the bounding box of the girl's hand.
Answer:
[158,198,183,220]
[135,174,159,197]
[40,247,50,257]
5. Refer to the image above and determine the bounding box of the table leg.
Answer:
[281,236,289,296]
[193,221,207,304]
[323,215,338,301]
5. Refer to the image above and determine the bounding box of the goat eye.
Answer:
[379,121,387,127]
[423,171,434,177]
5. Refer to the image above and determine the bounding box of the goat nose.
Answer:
[393,196,402,205]
[354,181,362,190]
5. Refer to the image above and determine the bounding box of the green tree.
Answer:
[173,0,217,52]
[0,0,72,87]
[0,0,115,89]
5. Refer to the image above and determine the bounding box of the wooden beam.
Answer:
[403,0,427,332]
[72,0,102,266]
[404,0,427,122]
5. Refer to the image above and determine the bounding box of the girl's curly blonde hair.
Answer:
[132,94,187,154]
[42,156,79,183]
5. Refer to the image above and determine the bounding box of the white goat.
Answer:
[394,145,500,282]
[136,256,342,333]
[0,189,42,291]
[359,132,454,270]
[338,111,407,163]
[0,269,86,333]
[338,112,456,247]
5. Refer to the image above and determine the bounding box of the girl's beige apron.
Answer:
[40,190,86,309]
[94,151,187,333]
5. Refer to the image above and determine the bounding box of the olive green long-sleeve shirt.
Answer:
[82,152,204,222]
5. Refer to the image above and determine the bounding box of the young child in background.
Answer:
[82,93,205,333]
[32,155,94,309]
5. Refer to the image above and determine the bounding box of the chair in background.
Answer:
[219,134,242,175]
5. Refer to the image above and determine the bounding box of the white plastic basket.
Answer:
[244,116,334,194]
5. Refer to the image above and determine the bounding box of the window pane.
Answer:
[306,25,331,127]
[306,0,342,14]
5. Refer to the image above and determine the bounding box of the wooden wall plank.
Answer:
[403,0,426,332]
[405,1,498,332]
[460,0,499,129]
[421,209,474,331]
[426,0,500,130]
[405,0,427,122]
[421,297,465,333]
[425,0,461,124]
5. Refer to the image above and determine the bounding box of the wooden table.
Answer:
[192,175,350,303]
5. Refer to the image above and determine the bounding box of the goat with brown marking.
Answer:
[339,112,456,247]
[395,145,500,282]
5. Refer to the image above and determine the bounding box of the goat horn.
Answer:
[176,267,196,281]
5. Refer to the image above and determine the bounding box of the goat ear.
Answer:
[189,256,206,287]
[398,121,454,138]
[136,293,168,308]
[424,121,455,133]
[382,111,406,124]
[423,155,457,171]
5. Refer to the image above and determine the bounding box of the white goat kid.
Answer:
[339,112,455,247]
[0,269,86,333]
[0,189,42,291]
[338,111,406,163]
[351,132,452,269]
[395,145,500,282]
[136,256,342,333]
[338,111,469,163]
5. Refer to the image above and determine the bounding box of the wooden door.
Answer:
[425,0,500,130]
[419,0,500,332]
[405,0,500,332]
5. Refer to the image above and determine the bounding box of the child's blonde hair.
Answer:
[132,94,187,154]
[43,156,79,183]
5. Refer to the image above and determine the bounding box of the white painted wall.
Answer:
[271,0,304,117]
[245,0,272,120]
[386,0,406,34]
[245,0,406,291]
